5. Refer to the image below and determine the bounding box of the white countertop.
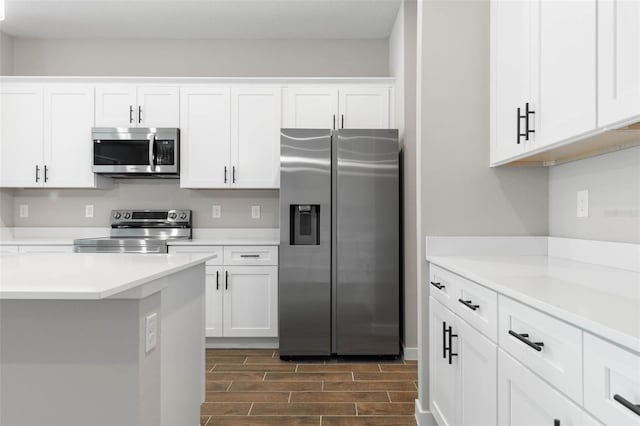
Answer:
[427,254,640,352]
[0,253,213,300]
[0,227,280,246]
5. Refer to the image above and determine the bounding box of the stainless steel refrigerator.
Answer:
[279,128,400,357]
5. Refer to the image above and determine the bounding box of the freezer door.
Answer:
[279,129,332,356]
[334,129,400,355]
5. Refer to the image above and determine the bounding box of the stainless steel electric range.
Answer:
[73,209,192,254]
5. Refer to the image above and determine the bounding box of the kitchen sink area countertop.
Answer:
[0,252,215,299]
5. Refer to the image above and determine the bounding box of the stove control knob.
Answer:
[179,212,187,220]
[123,212,131,219]
[114,212,121,219]
[168,212,178,220]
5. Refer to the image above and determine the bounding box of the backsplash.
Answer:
[8,180,279,228]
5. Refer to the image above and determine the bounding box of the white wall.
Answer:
[0,189,14,227]
[11,182,278,228]
[11,38,389,77]
[389,0,419,357]
[416,0,549,412]
[549,147,640,243]
[0,31,14,75]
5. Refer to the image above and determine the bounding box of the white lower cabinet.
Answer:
[498,349,600,426]
[168,245,278,338]
[223,265,278,337]
[430,297,497,426]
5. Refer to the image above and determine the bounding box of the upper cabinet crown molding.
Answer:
[490,0,640,167]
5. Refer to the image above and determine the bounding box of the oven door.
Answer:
[92,128,179,175]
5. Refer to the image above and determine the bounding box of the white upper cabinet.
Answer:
[286,86,339,129]
[231,87,282,189]
[338,87,391,129]
[535,0,596,148]
[0,84,43,187]
[0,84,101,188]
[44,85,96,188]
[286,86,392,130]
[95,85,178,127]
[598,0,640,127]
[179,86,232,188]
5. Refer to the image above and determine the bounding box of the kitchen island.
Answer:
[0,252,214,426]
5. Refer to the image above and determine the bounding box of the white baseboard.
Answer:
[415,398,437,426]
[403,345,418,360]
[205,337,279,349]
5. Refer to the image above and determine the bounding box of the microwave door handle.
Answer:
[148,134,156,171]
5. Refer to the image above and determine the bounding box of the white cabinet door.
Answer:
[137,86,180,128]
[429,297,459,426]
[0,85,43,188]
[598,0,640,127]
[43,85,96,188]
[286,86,338,129]
[498,349,600,426]
[223,266,278,337]
[230,87,282,188]
[17,245,73,253]
[457,318,497,426]
[205,267,224,338]
[179,87,231,188]
[534,0,597,148]
[338,87,390,129]
[95,85,137,127]
[490,0,533,164]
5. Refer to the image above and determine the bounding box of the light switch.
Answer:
[85,205,94,218]
[251,205,260,219]
[577,190,589,218]
[19,204,29,218]
[212,205,221,219]
[145,312,158,354]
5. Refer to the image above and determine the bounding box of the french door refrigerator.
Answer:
[279,128,400,357]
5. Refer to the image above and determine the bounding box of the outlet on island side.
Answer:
[145,312,158,354]
[251,205,261,219]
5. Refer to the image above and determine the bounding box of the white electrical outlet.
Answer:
[251,205,261,219]
[145,313,158,354]
[85,205,94,218]
[577,190,589,218]
[212,205,221,219]
[19,204,29,218]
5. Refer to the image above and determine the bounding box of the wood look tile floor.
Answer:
[201,349,418,426]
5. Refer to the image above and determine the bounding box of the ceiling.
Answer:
[0,0,402,39]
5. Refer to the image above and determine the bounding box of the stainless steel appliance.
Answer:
[73,209,191,253]
[92,128,180,177]
[279,129,400,357]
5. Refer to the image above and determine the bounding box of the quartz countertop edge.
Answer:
[167,239,280,246]
[427,255,640,354]
[0,253,215,300]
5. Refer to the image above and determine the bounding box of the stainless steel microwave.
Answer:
[92,128,179,177]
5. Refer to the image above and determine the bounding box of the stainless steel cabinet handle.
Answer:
[240,254,260,258]
[216,270,219,290]
[614,394,640,416]
[232,166,236,183]
[225,271,229,290]
[341,114,344,128]
[129,105,134,124]
[224,166,228,184]
[35,165,40,182]
[138,105,142,124]
[44,165,48,183]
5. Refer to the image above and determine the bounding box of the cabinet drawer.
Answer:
[452,275,498,342]
[223,246,278,266]
[168,245,223,266]
[584,333,640,425]
[498,349,600,426]
[429,265,459,311]
[498,295,583,404]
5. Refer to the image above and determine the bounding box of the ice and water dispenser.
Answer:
[290,205,320,245]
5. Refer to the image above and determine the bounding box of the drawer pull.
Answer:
[240,254,261,258]
[431,281,445,290]
[225,271,229,290]
[508,330,544,352]
[458,299,479,311]
[614,394,640,416]
[442,321,447,359]
[216,270,220,290]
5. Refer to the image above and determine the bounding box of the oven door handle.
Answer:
[148,134,156,171]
